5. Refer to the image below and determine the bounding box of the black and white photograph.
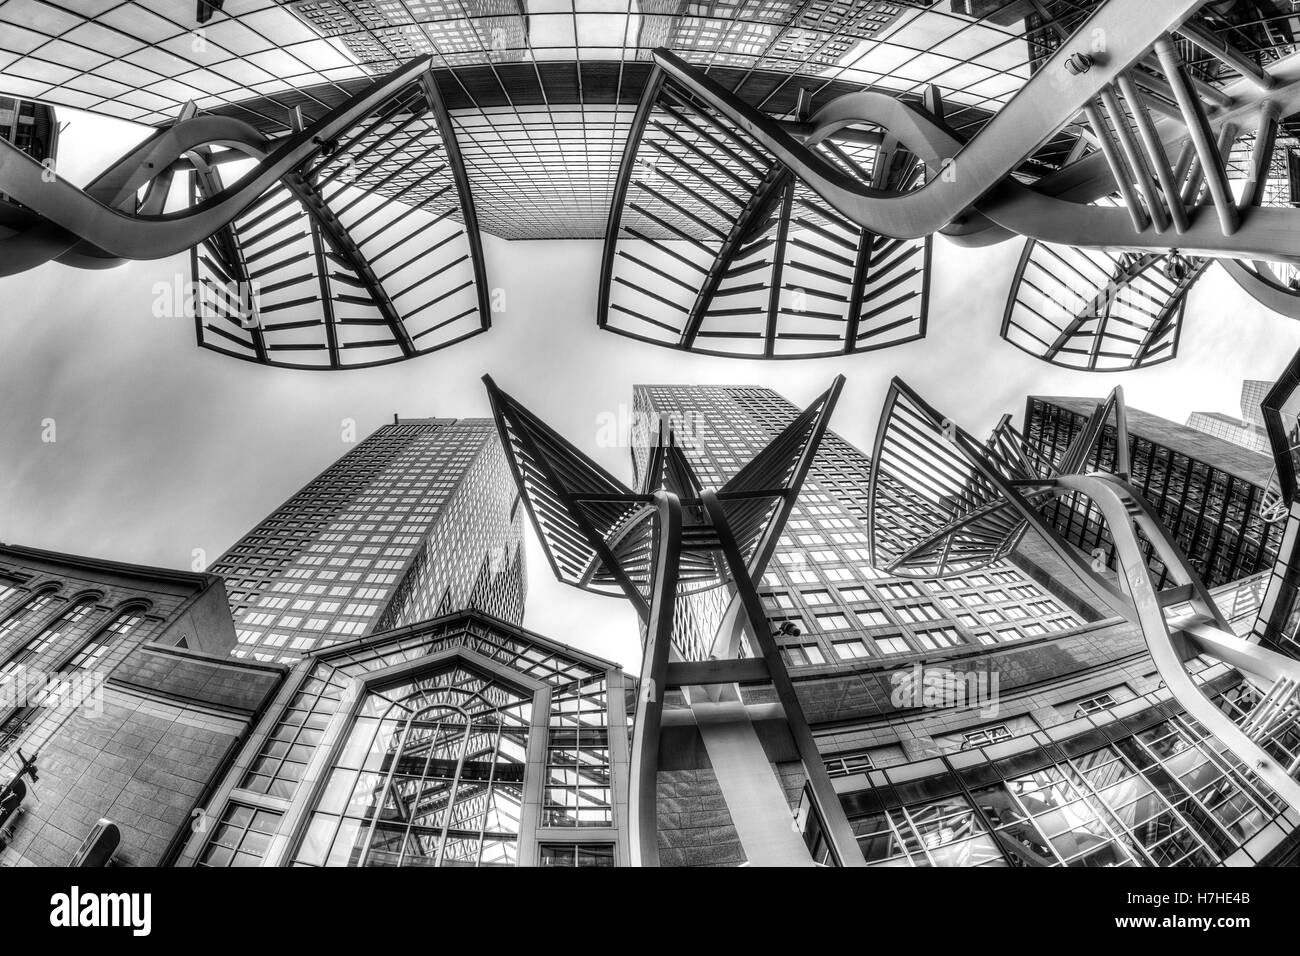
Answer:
[0,0,1293,937]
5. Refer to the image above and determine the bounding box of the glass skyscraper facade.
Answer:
[1025,396,1282,591]
[0,1,1057,241]
[1186,380,1274,456]
[632,384,1089,669]
[622,385,1300,867]
[211,417,525,663]
[843,674,1295,868]
[1186,412,1271,456]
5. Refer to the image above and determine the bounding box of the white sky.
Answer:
[3,106,1299,674]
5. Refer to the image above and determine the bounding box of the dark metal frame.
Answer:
[0,58,489,370]
[999,240,1207,371]
[483,374,864,866]
[191,62,490,370]
[598,58,930,360]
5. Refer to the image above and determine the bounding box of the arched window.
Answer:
[0,578,20,607]
[0,595,99,682]
[64,606,145,673]
[0,588,60,645]
[284,664,531,869]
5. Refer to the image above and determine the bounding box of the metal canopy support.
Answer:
[419,69,492,329]
[1055,473,1300,815]
[701,488,864,867]
[599,67,928,359]
[870,376,1300,820]
[0,57,489,369]
[484,375,861,865]
[678,165,788,350]
[626,492,681,867]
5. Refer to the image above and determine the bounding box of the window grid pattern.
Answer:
[65,610,143,673]
[294,664,532,868]
[545,678,613,827]
[0,591,58,646]
[199,803,284,868]
[634,384,1083,666]
[213,418,523,663]
[538,842,616,866]
[850,712,1285,868]
[1025,398,1281,591]
[223,618,616,866]
[0,598,98,682]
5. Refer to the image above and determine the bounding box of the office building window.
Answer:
[960,725,1013,749]
[874,635,911,655]
[782,644,826,667]
[539,843,615,867]
[832,639,870,660]
[199,804,283,868]
[825,750,874,778]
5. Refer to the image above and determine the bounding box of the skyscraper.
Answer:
[1025,395,1282,590]
[211,417,525,663]
[1186,379,1274,455]
[617,383,1300,868]
[632,385,1097,668]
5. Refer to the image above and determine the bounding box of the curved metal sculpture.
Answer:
[484,374,862,866]
[647,19,1300,255]
[625,1,1300,362]
[874,377,1300,818]
[1252,347,1300,653]
[1060,471,1300,817]
[867,377,1129,579]
[599,69,930,358]
[0,57,489,369]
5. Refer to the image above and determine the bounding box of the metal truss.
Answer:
[1000,236,1208,372]
[1252,348,1300,653]
[598,68,931,359]
[868,384,1039,578]
[0,58,489,369]
[484,374,863,866]
[483,373,842,621]
[872,376,1300,819]
[867,378,1129,580]
[636,1,1300,363]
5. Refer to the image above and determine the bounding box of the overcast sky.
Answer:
[3,107,1299,673]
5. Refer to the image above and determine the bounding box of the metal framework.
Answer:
[0,58,489,369]
[1000,239,1208,371]
[630,1,1300,361]
[867,377,1132,578]
[598,68,932,358]
[870,376,1300,820]
[867,385,1040,578]
[484,374,864,866]
[1252,347,1300,654]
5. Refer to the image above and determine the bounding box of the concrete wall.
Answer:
[0,644,281,867]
